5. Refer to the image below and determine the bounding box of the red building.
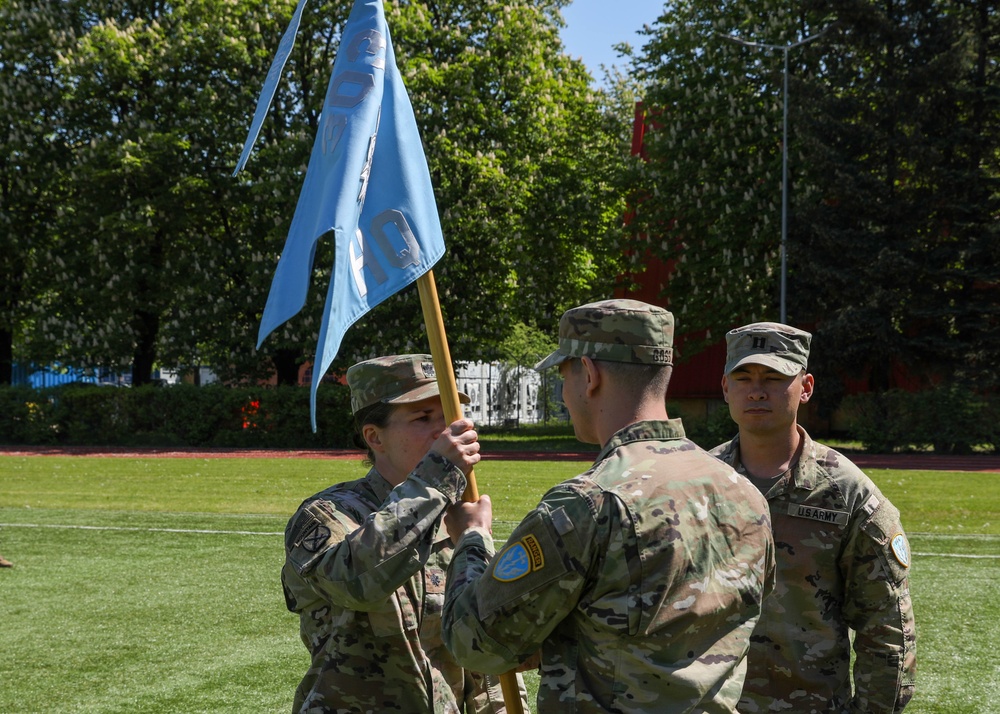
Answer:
[617,103,834,433]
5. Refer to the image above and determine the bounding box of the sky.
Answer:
[559,0,665,83]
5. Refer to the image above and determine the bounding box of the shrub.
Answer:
[674,402,737,451]
[0,386,60,445]
[842,390,918,453]
[0,383,354,449]
[844,384,998,454]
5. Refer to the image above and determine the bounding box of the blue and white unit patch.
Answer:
[493,534,544,582]
[891,532,911,568]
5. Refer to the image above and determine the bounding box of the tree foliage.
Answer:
[2,0,629,386]
[627,0,1000,393]
[625,0,803,352]
[6,0,296,385]
[792,0,1000,392]
[0,1,81,383]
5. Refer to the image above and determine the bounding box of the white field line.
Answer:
[910,532,1000,558]
[0,522,282,536]
[2,525,999,558]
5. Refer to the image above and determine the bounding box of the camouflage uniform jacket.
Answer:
[282,452,512,714]
[443,419,776,713]
[710,430,917,713]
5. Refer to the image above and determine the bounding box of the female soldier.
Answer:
[282,354,521,713]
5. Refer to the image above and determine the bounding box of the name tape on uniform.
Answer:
[788,504,849,526]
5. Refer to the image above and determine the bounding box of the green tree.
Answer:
[0,1,83,384]
[627,0,1000,397]
[8,0,629,387]
[624,0,817,352]
[15,0,297,385]
[493,321,556,423]
[794,0,1000,392]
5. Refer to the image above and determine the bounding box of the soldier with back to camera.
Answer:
[442,299,775,713]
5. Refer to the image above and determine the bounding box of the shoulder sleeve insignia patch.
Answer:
[493,534,545,582]
[890,532,911,568]
[300,523,332,553]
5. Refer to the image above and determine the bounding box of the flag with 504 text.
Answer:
[234,0,445,429]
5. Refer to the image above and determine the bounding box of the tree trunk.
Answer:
[0,328,12,385]
[273,348,304,386]
[131,308,160,386]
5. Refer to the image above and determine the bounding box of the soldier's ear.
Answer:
[800,373,815,403]
[581,356,602,397]
[363,423,385,453]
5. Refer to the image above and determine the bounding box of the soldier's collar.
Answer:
[788,427,819,491]
[731,430,811,492]
[596,418,686,461]
[365,467,395,503]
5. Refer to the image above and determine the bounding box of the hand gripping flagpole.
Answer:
[415,271,479,501]
[416,270,525,714]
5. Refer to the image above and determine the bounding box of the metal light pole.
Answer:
[721,26,832,324]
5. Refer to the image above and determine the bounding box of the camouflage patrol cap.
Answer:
[534,299,674,371]
[724,322,812,376]
[346,354,470,414]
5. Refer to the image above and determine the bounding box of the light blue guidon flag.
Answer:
[234,0,445,429]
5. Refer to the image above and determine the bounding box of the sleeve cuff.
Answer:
[409,451,468,504]
[456,525,495,555]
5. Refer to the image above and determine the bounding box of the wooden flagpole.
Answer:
[416,270,524,714]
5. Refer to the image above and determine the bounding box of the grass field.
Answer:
[1,454,998,713]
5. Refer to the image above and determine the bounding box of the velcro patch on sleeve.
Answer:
[549,505,576,536]
[286,500,355,575]
[299,522,332,553]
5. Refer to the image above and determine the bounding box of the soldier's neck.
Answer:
[738,424,804,480]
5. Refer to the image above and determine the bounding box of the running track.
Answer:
[3,446,1000,472]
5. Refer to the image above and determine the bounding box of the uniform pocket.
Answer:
[860,500,910,586]
[286,500,356,575]
[479,511,570,619]
[368,588,419,636]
